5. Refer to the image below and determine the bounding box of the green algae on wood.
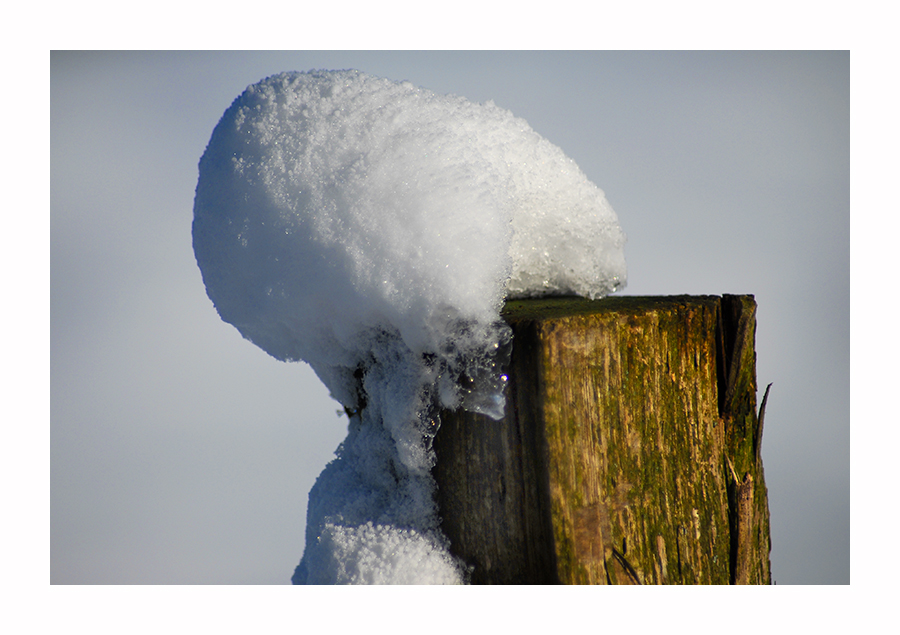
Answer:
[433,295,771,584]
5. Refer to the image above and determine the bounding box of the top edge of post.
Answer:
[501,294,748,323]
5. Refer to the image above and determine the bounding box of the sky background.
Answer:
[50,50,849,584]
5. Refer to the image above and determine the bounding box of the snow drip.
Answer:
[192,70,627,584]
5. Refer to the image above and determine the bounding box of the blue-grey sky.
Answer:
[50,51,849,584]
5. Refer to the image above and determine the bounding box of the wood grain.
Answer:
[433,295,771,584]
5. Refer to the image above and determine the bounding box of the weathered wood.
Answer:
[432,295,771,584]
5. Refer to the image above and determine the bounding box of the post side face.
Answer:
[431,407,530,583]
[719,294,771,585]
[531,297,731,584]
[433,319,558,584]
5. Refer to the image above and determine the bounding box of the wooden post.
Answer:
[432,295,771,584]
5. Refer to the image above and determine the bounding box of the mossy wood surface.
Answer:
[432,295,771,584]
